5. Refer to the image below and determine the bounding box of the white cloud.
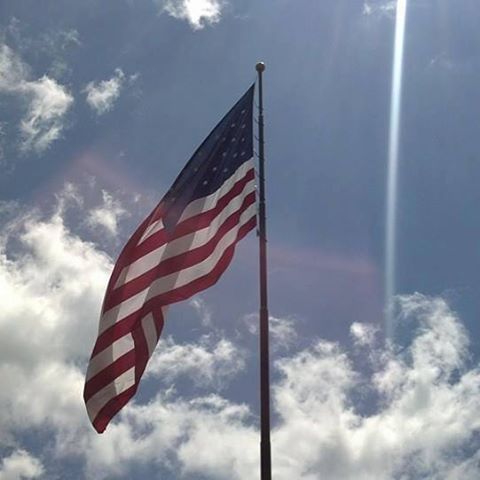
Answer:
[161,0,224,30]
[272,294,480,480]
[189,297,213,326]
[427,52,474,74]
[244,313,298,351]
[0,44,27,89]
[83,394,258,479]
[0,44,73,153]
[54,182,84,216]
[84,69,126,115]
[148,334,245,388]
[0,187,251,476]
[270,316,298,350]
[429,53,456,70]
[362,1,397,17]
[2,186,480,479]
[18,76,74,153]
[0,191,112,443]
[350,322,378,347]
[87,190,127,236]
[0,450,44,480]
[84,294,480,479]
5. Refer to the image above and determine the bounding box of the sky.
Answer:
[1,0,480,478]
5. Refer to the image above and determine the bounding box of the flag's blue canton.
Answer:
[162,85,255,232]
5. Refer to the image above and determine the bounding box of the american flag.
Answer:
[84,85,256,433]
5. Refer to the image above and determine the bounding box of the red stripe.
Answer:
[106,208,162,294]
[84,350,136,402]
[122,168,255,266]
[132,322,149,384]
[92,313,139,357]
[104,192,256,311]
[142,215,256,307]
[153,309,165,337]
[92,217,255,355]
[90,311,164,433]
[92,384,138,434]
[92,305,165,359]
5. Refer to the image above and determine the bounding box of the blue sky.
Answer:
[2,1,480,479]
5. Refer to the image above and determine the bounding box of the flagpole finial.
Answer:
[256,62,266,73]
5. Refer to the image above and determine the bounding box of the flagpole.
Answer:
[256,61,272,480]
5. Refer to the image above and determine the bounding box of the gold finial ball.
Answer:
[256,62,266,72]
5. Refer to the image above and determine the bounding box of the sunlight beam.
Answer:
[385,0,408,338]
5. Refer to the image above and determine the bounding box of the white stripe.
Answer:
[99,289,148,335]
[86,367,135,423]
[114,178,255,288]
[146,206,256,297]
[141,313,158,356]
[86,333,134,381]
[139,218,164,247]
[99,205,256,334]
[138,159,254,245]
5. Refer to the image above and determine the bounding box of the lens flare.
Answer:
[385,0,408,338]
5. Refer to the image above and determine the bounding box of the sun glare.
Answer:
[385,0,408,338]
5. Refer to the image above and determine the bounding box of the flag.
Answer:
[84,85,256,433]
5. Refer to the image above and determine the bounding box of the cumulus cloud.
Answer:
[161,0,224,30]
[87,190,127,236]
[0,186,250,476]
[0,198,112,446]
[350,321,378,347]
[2,186,480,479]
[148,335,245,388]
[84,69,127,115]
[0,450,44,480]
[83,393,258,479]
[244,313,298,351]
[0,44,73,153]
[272,294,480,480]
[85,294,480,479]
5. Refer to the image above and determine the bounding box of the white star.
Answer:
[222,152,227,157]
[241,137,245,142]
[223,168,228,173]
[241,151,245,156]
[233,152,238,158]
[241,124,246,129]
[241,109,246,114]
[203,180,208,185]
[212,166,217,171]
[231,137,236,142]
[231,123,236,127]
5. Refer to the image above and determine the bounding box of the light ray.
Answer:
[385,0,408,338]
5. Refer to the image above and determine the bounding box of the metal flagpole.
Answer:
[256,61,272,480]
